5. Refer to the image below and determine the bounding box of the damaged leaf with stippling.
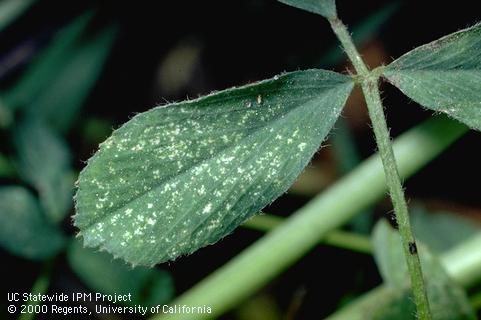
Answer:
[74,69,353,266]
[383,23,481,131]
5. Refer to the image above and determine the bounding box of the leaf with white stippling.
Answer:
[74,69,353,266]
[277,0,337,19]
[383,23,481,131]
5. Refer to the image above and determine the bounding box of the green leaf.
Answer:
[0,103,13,128]
[67,240,174,306]
[1,11,93,111]
[0,153,15,178]
[14,118,73,223]
[278,0,337,19]
[74,69,353,266]
[383,23,481,131]
[372,220,475,320]
[0,0,35,32]
[25,24,117,132]
[0,186,66,260]
[411,206,481,254]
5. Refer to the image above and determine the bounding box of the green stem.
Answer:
[329,17,432,319]
[17,260,54,320]
[243,214,372,254]
[327,233,481,320]
[152,116,466,320]
[363,80,431,319]
[328,18,369,76]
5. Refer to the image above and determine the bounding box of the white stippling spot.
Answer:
[257,94,262,104]
[147,203,153,209]
[125,208,133,214]
[298,142,307,151]
[220,155,235,163]
[202,203,212,214]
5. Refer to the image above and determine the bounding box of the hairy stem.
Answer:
[327,233,481,319]
[329,17,432,319]
[153,116,466,320]
[363,80,431,319]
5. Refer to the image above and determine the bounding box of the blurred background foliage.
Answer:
[0,0,480,319]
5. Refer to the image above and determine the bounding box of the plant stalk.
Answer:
[243,214,372,254]
[329,17,432,319]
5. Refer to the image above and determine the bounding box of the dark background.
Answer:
[1,0,480,319]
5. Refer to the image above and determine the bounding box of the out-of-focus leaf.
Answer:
[411,206,481,254]
[67,240,174,307]
[0,153,15,178]
[318,1,400,67]
[26,24,117,132]
[1,11,93,110]
[372,221,407,287]
[372,220,475,320]
[331,118,372,233]
[0,186,65,259]
[0,0,35,32]
[74,69,353,266]
[235,294,281,320]
[157,40,202,96]
[383,23,481,131]
[0,102,13,128]
[14,118,73,223]
[278,0,337,19]
[82,117,114,146]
